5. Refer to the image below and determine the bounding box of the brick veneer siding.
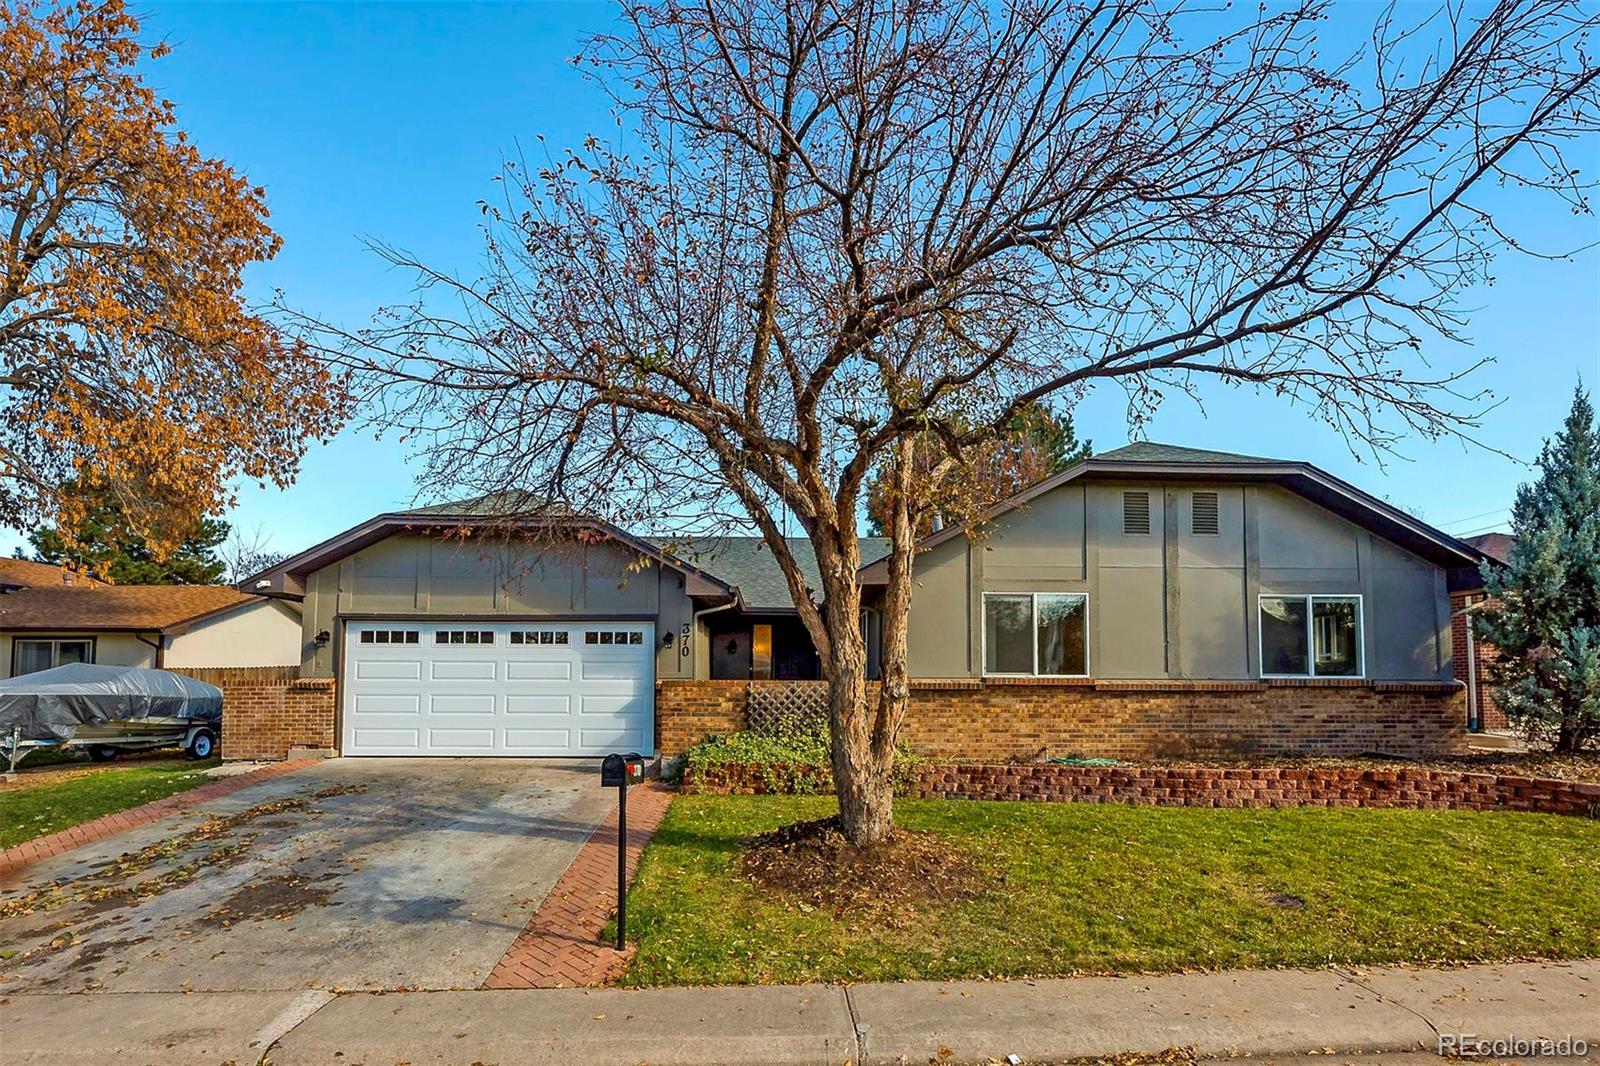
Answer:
[684,762,1600,819]
[656,678,1468,760]
[182,666,337,761]
[1451,591,1508,732]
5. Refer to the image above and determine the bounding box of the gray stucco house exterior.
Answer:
[242,444,1487,760]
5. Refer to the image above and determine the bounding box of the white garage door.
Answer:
[341,621,655,756]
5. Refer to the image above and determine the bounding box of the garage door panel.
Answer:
[353,693,422,714]
[350,728,420,749]
[343,621,654,756]
[356,660,422,680]
[427,728,497,749]
[503,729,573,749]
[506,661,571,681]
[506,694,570,715]
[430,660,498,681]
[580,726,648,749]
[429,693,497,714]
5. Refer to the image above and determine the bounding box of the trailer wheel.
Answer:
[187,729,215,760]
[88,745,119,762]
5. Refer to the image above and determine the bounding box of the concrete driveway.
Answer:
[0,759,618,993]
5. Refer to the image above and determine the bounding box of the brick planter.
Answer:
[682,762,1600,819]
[181,667,337,761]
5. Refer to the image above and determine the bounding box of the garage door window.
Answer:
[436,630,495,645]
[585,629,644,645]
[510,630,570,645]
[358,629,419,645]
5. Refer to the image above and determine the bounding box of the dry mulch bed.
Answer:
[740,816,980,925]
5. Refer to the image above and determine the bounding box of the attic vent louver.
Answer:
[1192,491,1220,535]
[1122,491,1151,535]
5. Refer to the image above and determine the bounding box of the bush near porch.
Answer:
[620,794,1600,987]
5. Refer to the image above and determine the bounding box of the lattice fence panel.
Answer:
[746,683,829,738]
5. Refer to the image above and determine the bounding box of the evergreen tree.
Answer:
[29,488,230,585]
[1475,385,1600,752]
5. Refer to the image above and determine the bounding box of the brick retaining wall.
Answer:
[656,678,1468,760]
[682,762,1600,818]
[181,666,337,761]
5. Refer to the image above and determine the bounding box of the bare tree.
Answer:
[221,523,285,586]
[317,0,1599,843]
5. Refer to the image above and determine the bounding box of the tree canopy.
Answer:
[0,0,345,559]
[321,0,1600,842]
[1476,385,1600,752]
[26,486,229,584]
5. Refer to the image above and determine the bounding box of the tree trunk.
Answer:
[827,639,894,844]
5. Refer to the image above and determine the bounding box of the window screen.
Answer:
[1260,597,1310,675]
[1122,491,1151,534]
[1191,491,1220,535]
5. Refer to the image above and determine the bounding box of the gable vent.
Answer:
[1122,491,1151,535]
[1191,491,1220,535]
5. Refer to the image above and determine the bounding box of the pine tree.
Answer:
[29,487,230,585]
[1475,385,1600,752]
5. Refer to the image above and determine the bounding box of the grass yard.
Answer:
[621,795,1600,987]
[0,760,217,849]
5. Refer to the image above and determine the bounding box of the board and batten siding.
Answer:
[904,482,1452,682]
[298,533,696,680]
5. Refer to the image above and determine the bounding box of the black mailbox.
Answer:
[601,751,646,950]
[600,753,629,787]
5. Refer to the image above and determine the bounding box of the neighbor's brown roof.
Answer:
[1464,532,1514,565]
[0,585,257,632]
[0,557,101,589]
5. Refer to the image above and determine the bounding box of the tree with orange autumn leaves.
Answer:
[0,0,344,563]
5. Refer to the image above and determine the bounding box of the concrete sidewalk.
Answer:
[1,958,1594,1066]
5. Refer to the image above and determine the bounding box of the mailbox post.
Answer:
[600,751,643,950]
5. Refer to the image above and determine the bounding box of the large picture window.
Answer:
[983,593,1088,676]
[1259,595,1362,678]
[12,638,94,676]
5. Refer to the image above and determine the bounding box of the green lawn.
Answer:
[0,760,217,849]
[621,795,1600,987]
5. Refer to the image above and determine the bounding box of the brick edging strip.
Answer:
[685,763,1600,818]
[0,759,317,880]
[483,782,675,989]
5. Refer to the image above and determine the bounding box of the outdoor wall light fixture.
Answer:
[725,637,739,655]
[661,631,674,648]
[314,629,331,648]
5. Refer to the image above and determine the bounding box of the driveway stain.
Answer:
[199,872,340,926]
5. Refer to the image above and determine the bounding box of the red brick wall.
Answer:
[1451,592,1507,732]
[685,762,1600,818]
[656,678,1468,760]
[182,666,337,760]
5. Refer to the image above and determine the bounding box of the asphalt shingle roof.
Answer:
[0,558,101,589]
[650,536,892,610]
[0,585,260,632]
[1094,442,1280,464]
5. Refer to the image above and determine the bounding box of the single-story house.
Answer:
[0,583,302,678]
[239,443,1490,762]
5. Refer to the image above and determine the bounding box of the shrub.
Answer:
[678,730,923,795]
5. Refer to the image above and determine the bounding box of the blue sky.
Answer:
[9,1,1595,558]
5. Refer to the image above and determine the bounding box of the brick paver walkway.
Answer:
[483,781,675,989]
[0,760,315,881]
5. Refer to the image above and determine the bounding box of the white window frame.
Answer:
[980,591,1091,678]
[1257,594,1364,679]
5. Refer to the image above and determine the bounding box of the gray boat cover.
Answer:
[0,663,221,743]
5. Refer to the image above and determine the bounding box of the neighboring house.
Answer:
[243,443,1489,761]
[0,557,101,592]
[0,584,302,678]
[1451,532,1512,733]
